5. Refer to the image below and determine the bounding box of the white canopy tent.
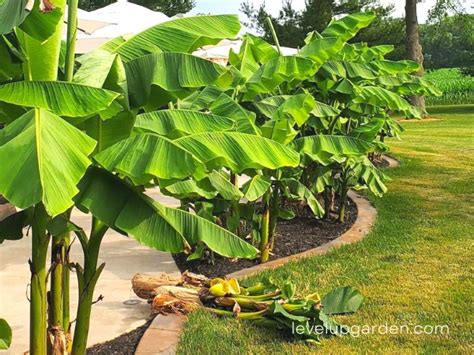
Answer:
[65,1,299,59]
[66,0,169,53]
[193,39,298,65]
[88,0,169,39]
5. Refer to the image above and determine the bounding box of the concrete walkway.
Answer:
[0,189,180,354]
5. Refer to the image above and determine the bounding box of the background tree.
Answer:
[422,1,472,74]
[421,14,473,74]
[79,0,195,16]
[240,0,394,48]
[240,0,305,46]
[405,0,425,111]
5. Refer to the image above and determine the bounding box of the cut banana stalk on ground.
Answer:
[131,272,364,343]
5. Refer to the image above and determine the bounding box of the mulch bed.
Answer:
[173,197,357,278]
[87,318,153,355]
[86,195,360,352]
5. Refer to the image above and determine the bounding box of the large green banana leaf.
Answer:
[162,179,218,200]
[175,132,300,173]
[162,170,242,201]
[0,0,28,34]
[333,78,356,95]
[257,94,315,145]
[94,133,206,184]
[0,209,32,243]
[320,60,347,78]
[229,33,279,80]
[344,61,377,80]
[73,49,133,150]
[207,170,243,200]
[0,102,27,124]
[321,60,377,81]
[298,37,344,67]
[311,101,340,118]
[362,45,394,61]
[19,0,66,81]
[77,111,136,152]
[74,49,129,109]
[261,118,299,145]
[75,167,188,251]
[180,86,259,134]
[292,135,374,165]
[255,94,314,125]
[210,93,260,134]
[340,43,394,62]
[19,0,64,42]
[135,109,235,138]
[241,175,271,201]
[312,166,334,193]
[73,50,117,88]
[112,15,241,62]
[353,159,388,197]
[321,12,375,42]
[257,94,338,145]
[321,286,364,315]
[0,36,22,83]
[256,95,339,119]
[371,60,420,75]
[244,56,316,99]
[376,74,442,97]
[125,52,229,108]
[75,167,258,258]
[0,81,120,118]
[0,109,96,216]
[349,118,385,142]
[276,94,316,126]
[163,205,258,258]
[353,86,419,116]
[280,178,324,217]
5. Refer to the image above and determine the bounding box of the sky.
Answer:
[190,0,474,23]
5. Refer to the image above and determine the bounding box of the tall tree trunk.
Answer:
[405,0,426,113]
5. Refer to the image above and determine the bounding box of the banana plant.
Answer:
[0,3,260,354]
[149,16,386,262]
[0,8,445,353]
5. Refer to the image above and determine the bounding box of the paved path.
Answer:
[0,189,180,354]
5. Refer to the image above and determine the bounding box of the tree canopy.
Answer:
[241,0,472,72]
[79,0,195,17]
[241,0,393,48]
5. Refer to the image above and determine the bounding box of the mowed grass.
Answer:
[177,110,474,354]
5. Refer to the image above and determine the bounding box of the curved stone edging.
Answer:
[135,155,398,354]
[383,155,400,168]
[135,314,186,355]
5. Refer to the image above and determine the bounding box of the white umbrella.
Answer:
[193,39,298,65]
[88,0,169,39]
[72,0,170,53]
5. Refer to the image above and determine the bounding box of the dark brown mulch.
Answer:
[173,198,357,278]
[87,318,153,355]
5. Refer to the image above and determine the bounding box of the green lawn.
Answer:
[177,110,474,354]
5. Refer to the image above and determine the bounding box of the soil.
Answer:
[87,318,153,355]
[87,195,360,352]
[173,197,357,278]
